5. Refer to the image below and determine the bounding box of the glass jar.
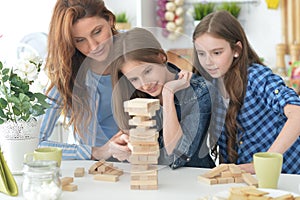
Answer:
[22,160,62,200]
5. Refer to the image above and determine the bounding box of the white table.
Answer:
[1,160,300,199]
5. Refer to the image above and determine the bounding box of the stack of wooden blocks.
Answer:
[124,98,160,190]
[198,164,258,187]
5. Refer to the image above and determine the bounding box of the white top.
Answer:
[1,160,300,200]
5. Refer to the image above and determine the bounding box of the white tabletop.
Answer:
[1,160,300,200]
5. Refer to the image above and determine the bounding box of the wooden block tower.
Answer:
[123,98,160,190]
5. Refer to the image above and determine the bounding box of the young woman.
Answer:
[110,27,215,169]
[193,10,300,174]
[39,0,127,160]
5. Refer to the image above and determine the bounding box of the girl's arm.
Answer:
[162,71,192,154]
[268,104,300,153]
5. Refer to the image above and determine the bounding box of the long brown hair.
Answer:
[192,11,264,163]
[111,28,167,131]
[45,0,117,138]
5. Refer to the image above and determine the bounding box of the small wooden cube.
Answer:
[74,167,85,177]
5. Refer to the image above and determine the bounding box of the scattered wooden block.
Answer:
[61,177,74,186]
[88,159,106,173]
[74,167,85,177]
[62,183,78,192]
[241,173,258,187]
[202,164,229,178]
[197,176,217,185]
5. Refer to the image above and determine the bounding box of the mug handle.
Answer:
[23,153,34,164]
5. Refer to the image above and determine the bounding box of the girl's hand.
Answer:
[163,70,192,95]
[238,163,255,174]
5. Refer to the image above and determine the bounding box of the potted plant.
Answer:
[193,2,215,26]
[0,54,50,173]
[216,2,241,18]
[115,12,131,31]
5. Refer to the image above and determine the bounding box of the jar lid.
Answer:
[23,160,58,174]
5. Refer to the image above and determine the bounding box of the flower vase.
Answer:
[0,118,41,174]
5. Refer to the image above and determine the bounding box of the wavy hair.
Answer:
[45,0,117,138]
[192,11,264,163]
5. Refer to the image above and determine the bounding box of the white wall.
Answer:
[0,0,283,68]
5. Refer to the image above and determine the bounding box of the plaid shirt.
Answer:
[216,64,300,174]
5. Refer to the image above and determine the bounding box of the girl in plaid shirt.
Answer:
[192,10,300,174]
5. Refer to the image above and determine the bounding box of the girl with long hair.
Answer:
[193,10,300,174]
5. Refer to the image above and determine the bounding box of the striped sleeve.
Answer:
[39,140,92,160]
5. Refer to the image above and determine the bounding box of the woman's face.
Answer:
[194,33,236,78]
[121,60,168,97]
[71,16,113,62]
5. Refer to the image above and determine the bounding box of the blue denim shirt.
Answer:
[157,63,215,169]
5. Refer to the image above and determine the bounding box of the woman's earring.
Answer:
[234,53,239,58]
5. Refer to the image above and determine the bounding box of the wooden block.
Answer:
[131,179,158,186]
[130,185,140,190]
[241,173,258,187]
[124,98,160,110]
[62,184,78,192]
[139,185,158,190]
[105,167,124,176]
[131,175,157,181]
[247,196,272,200]
[97,163,113,173]
[273,194,295,200]
[242,188,269,196]
[131,164,149,171]
[131,167,157,175]
[93,174,119,182]
[197,176,218,185]
[89,159,105,173]
[228,194,248,200]
[234,176,245,183]
[217,177,234,184]
[74,167,85,177]
[131,143,159,153]
[202,164,229,178]
[129,118,156,127]
[228,164,242,175]
[61,177,74,186]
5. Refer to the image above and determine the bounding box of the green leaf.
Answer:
[2,74,9,82]
[2,68,10,75]
[19,93,30,102]
[8,96,20,104]
[0,98,8,108]
[12,106,21,116]
[31,104,45,116]
[0,61,3,70]
[0,109,5,118]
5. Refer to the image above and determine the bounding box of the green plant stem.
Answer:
[0,70,15,122]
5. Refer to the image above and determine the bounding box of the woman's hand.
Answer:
[108,131,131,161]
[91,131,131,161]
[163,70,192,95]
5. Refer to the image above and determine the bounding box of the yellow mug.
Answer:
[24,147,62,167]
[253,152,283,188]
